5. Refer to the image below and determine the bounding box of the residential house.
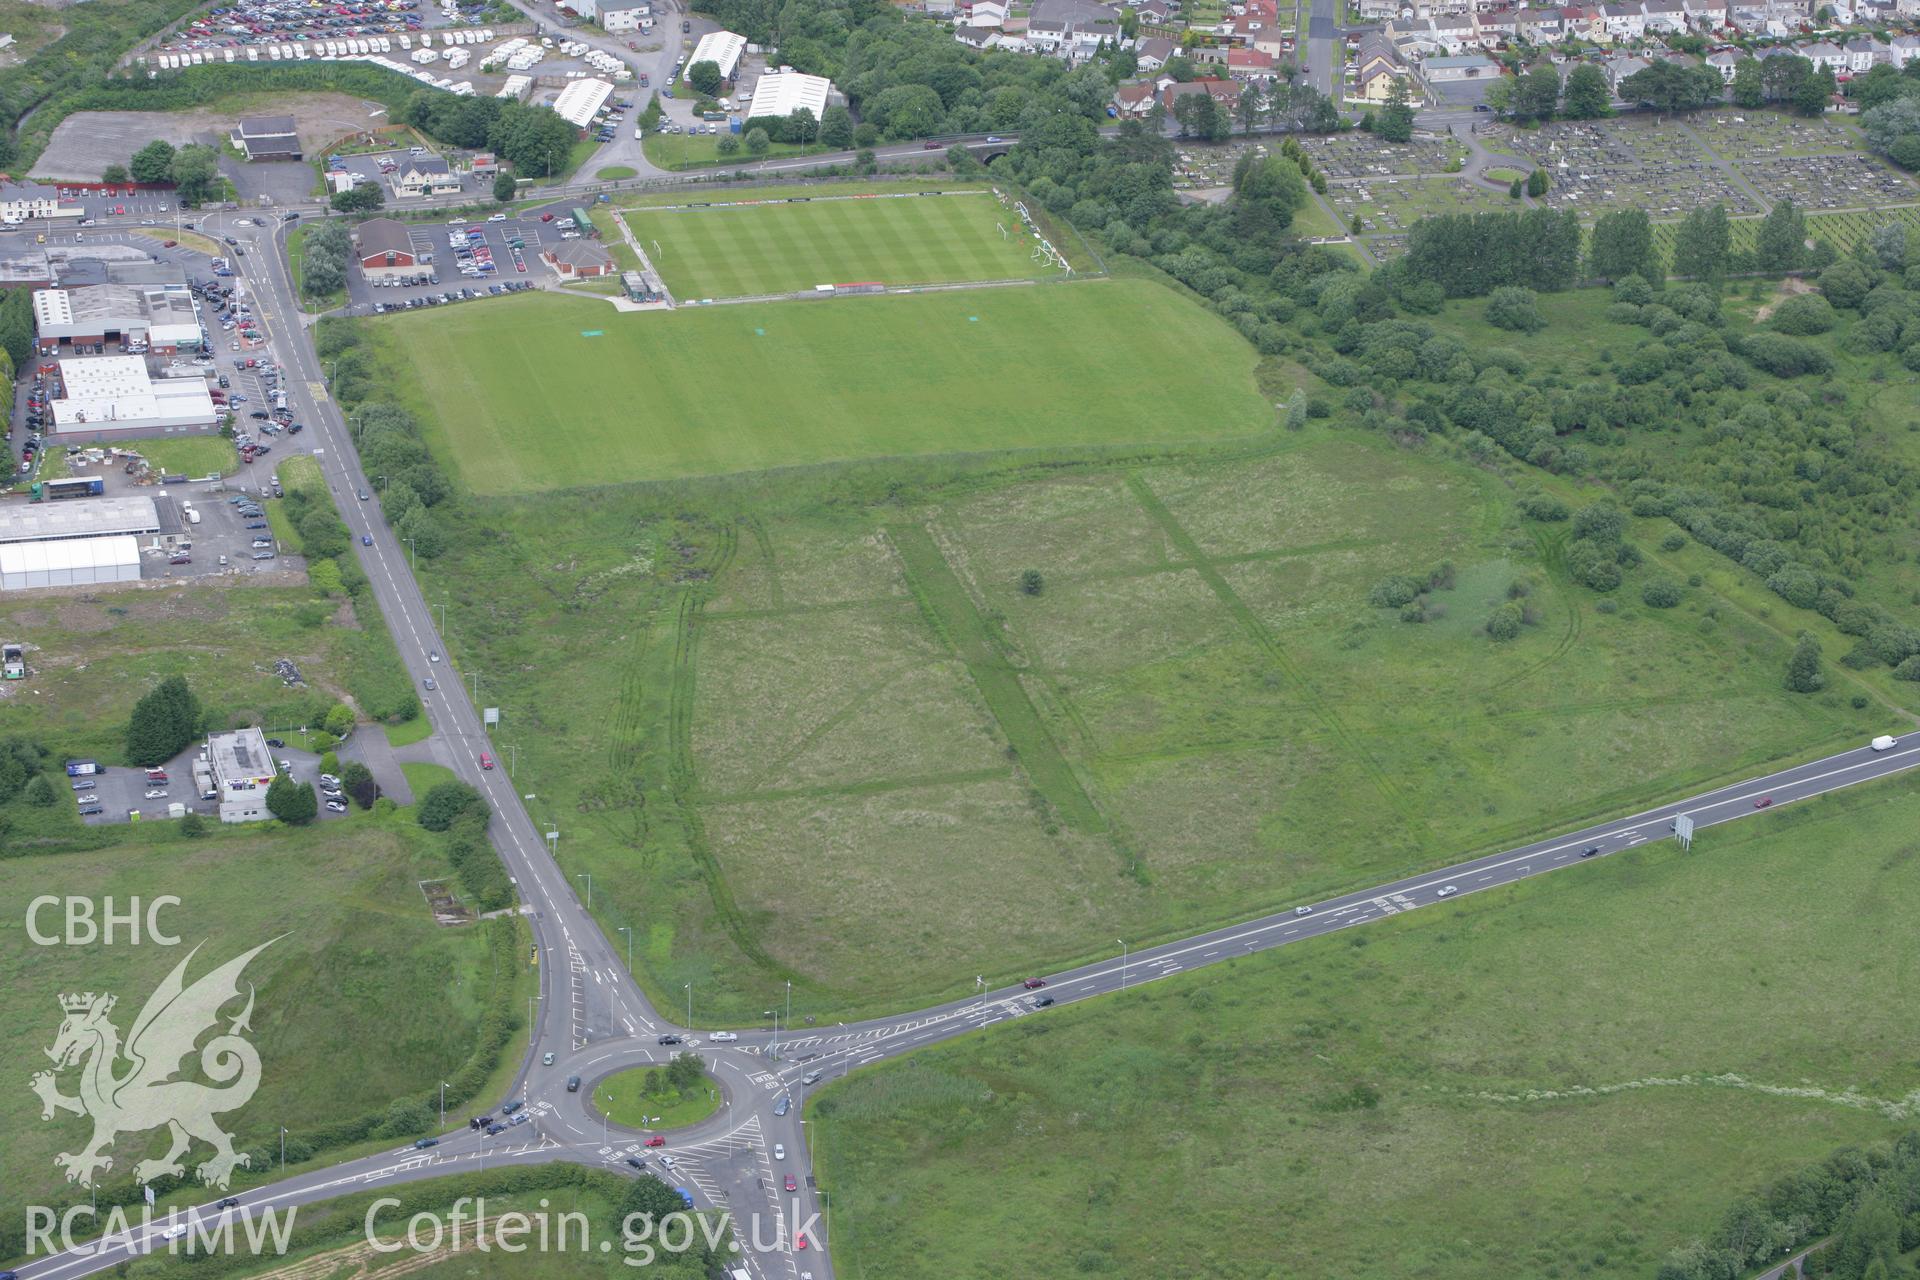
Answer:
[1516,7,1567,41]
[1603,51,1651,83]
[1136,34,1176,67]
[1601,2,1648,39]
[1160,76,1243,107]
[963,0,1007,26]
[1137,0,1172,20]
[1843,35,1885,73]
[1560,5,1606,39]
[1889,32,1920,65]
[1681,0,1726,24]
[1354,32,1411,97]
[1113,79,1162,114]
[1643,0,1687,28]
[1800,40,1847,72]
[1430,11,1478,50]
[1704,46,1743,78]
[1477,7,1519,42]
[954,23,998,46]
[1228,46,1277,76]
[389,155,462,200]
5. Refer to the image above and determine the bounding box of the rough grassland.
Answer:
[364,280,1271,492]
[408,430,1872,1026]
[0,823,501,1238]
[626,188,1059,299]
[814,782,1920,1280]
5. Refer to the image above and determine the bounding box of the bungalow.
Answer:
[1228,46,1277,76]
[1136,34,1176,67]
[1137,0,1172,19]
[955,22,997,45]
[1160,76,1243,107]
[1603,51,1651,83]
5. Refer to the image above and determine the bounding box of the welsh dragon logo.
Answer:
[31,940,276,1190]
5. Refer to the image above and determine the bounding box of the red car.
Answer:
[643,1135,665,1147]
[784,1174,797,1192]
[796,1232,808,1251]
[1022,978,1046,990]
[479,751,495,770]
[1754,796,1773,808]
[541,212,554,222]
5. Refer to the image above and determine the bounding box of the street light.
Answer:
[766,1008,780,1062]
[618,925,632,974]
[279,1126,288,1170]
[505,743,519,777]
[470,669,483,703]
[440,1080,449,1128]
[1118,938,1128,990]
[785,980,792,1035]
[404,535,416,572]
[576,872,592,909]
[685,982,692,1029]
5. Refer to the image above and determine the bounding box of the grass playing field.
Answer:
[363,280,1273,493]
[625,188,1062,299]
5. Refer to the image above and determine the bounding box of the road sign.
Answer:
[1674,815,1695,850]
[484,706,500,725]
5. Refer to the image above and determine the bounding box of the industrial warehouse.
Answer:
[33,280,203,355]
[0,495,163,591]
[44,355,219,438]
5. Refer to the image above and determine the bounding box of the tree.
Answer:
[178,811,207,838]
[1515,66,1561,123]
[1754,196,1805,273]
[819,103,853,149]
[667,1052,704,1092]
[745,126,770,155]
[1485,601,1525,640]
[1641,577,1683,608]
[266,774,318,825]
[1377,76,1415,143]
[330,183,384,213]
[618,1175,690,1228]
[1486,285,1545,332]
[1228,150,1307,244]
[1561,63,1611,119]
[418,780,489,832]
[342,760,378,809]
[687,59,723,97]
[1589,208,1660,282]
[1672,203,1732,283]
[1785,633,1826,693]
[1731,57,1764,109]
[1484,75,1513,118]
[101,163,129,185]
[168,144,221,206]
[1237,83,1264,135]
[1791,61,1835,117]
[24,772,57,807]
[1509,176,1525,199]
[1618,60,1724,117]
[716,134,740,156]
[324,703,356,738]
[126,675,202,766]
[130,140,176,185]
[1526,167,1549,197]
[492,171,517,203]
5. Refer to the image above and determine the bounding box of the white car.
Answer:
[658,1155,675,1167]
[319,773,340,788]
[144,789,168,799]
[1436,885,1459,898]
[488,213,508,222]
[325,800,348,813]
[709,1031,738,1042]
[773,1144,785,1160]
[1293,905,1312,916]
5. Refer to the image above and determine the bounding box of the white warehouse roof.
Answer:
[0,495,160,544]
[51,356,217,435]
[688,29,746,80]
[551,76,614,128]
[746,68,832,120]
[0,535,141,590]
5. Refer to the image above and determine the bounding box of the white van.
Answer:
[1871,735,1899,751]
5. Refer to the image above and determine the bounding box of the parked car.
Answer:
[325,800,348,812]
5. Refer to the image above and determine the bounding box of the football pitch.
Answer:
[625,188,1064,299]
[364,280,1273,493]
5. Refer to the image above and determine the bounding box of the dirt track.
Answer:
[33,94,390,181]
